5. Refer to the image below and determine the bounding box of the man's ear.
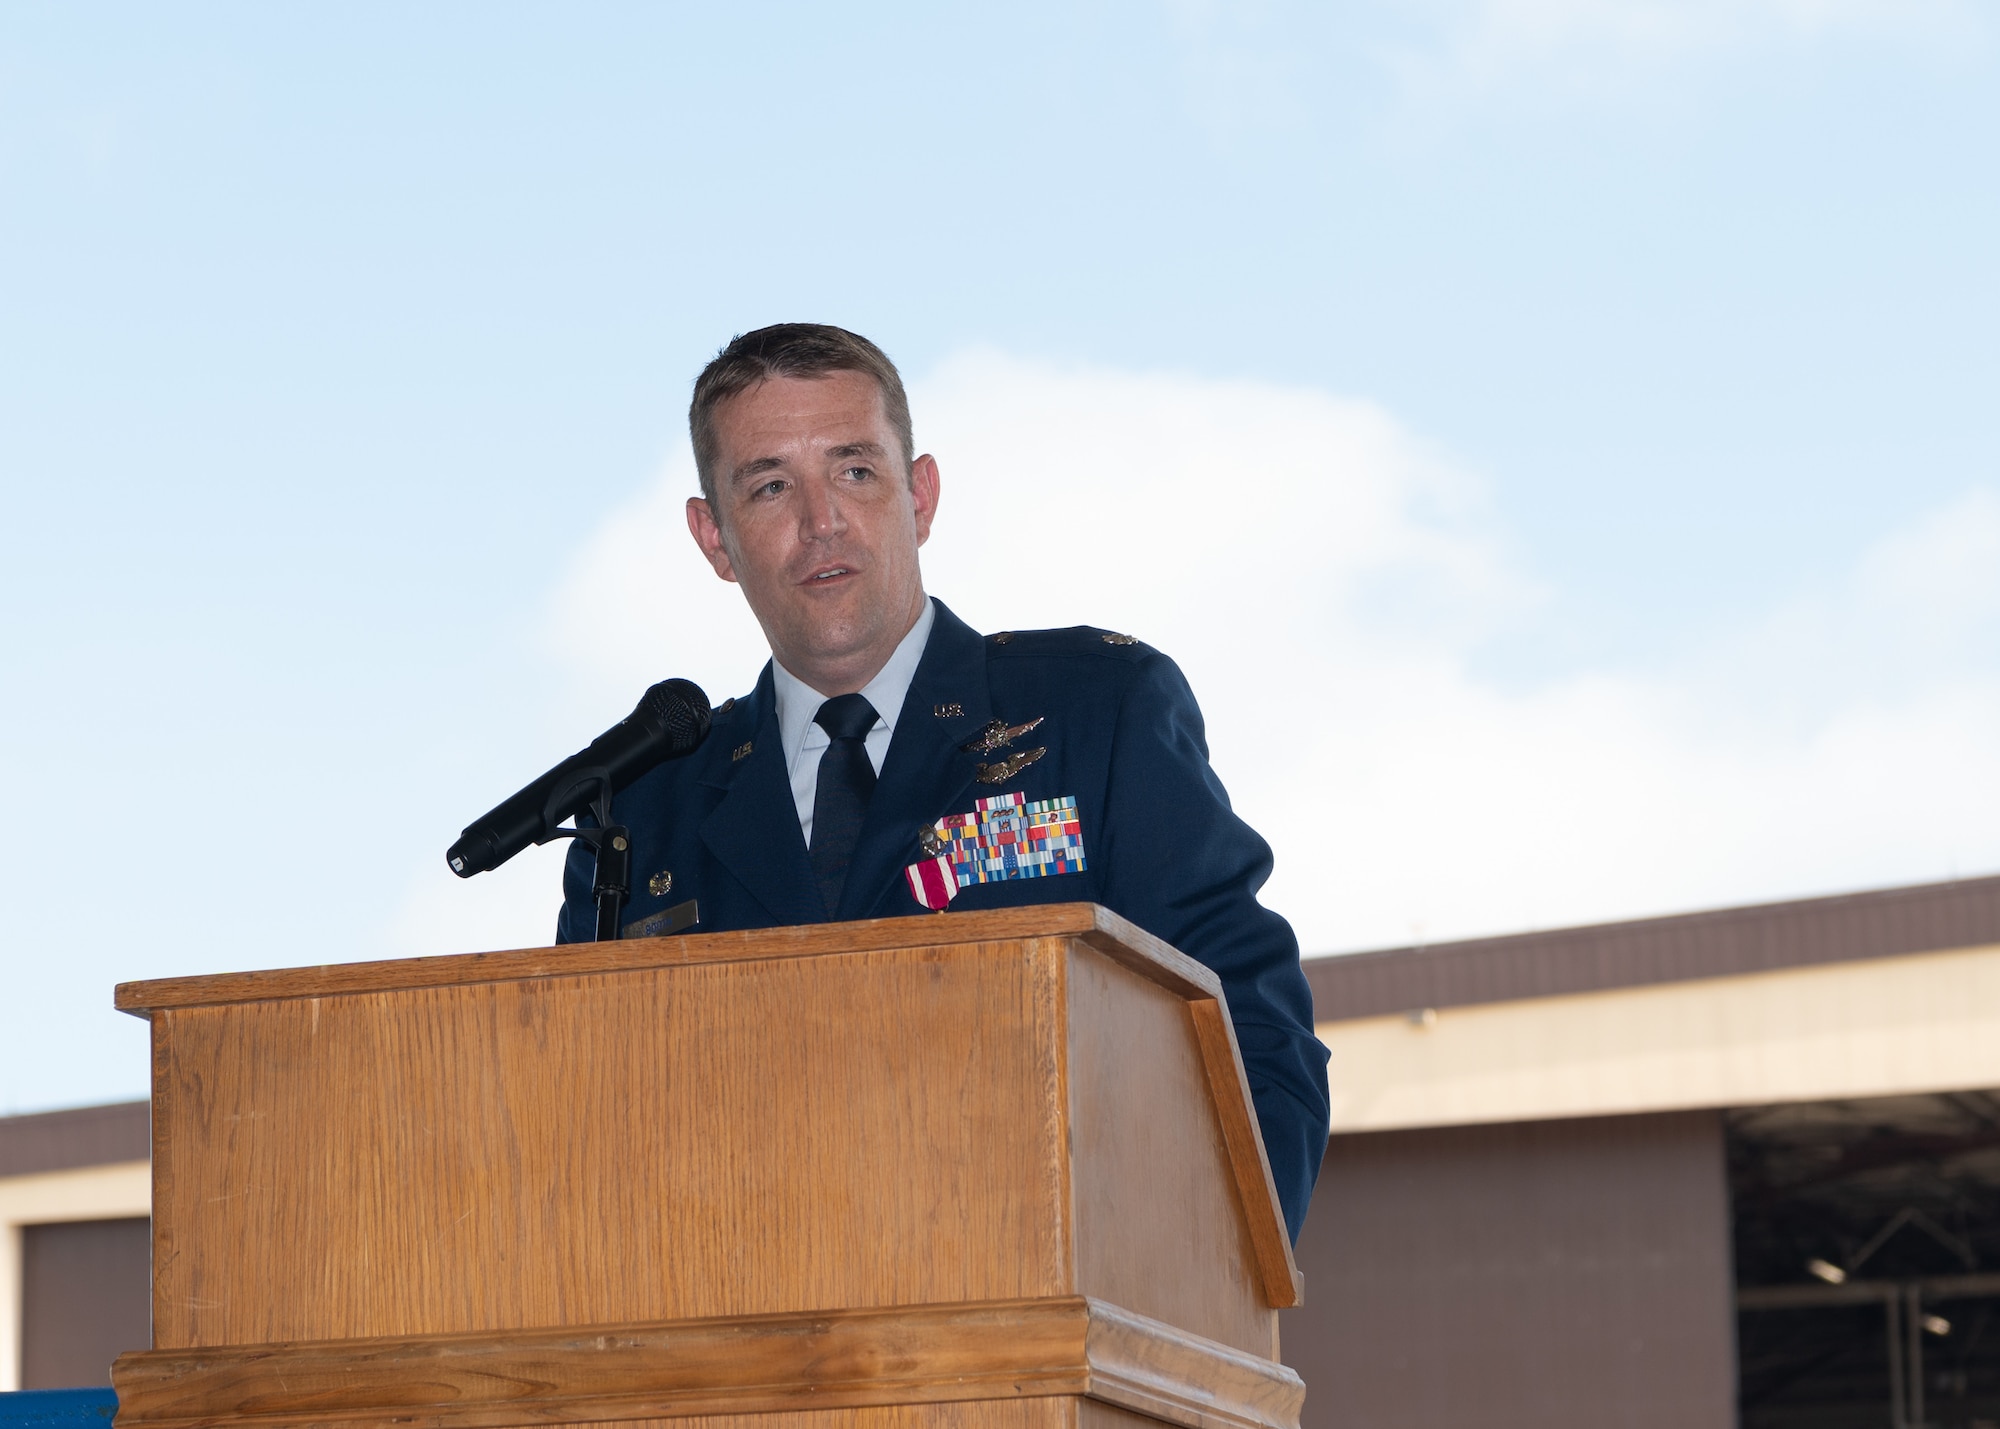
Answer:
[910,454,941,548]
[686,497,739,583]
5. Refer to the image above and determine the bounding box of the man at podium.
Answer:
[556,324,1330,1240]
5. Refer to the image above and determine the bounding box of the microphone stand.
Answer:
[535,766,630,942]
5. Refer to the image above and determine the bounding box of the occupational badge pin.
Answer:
[919,825,949,858]
[960,716,1044,755]
[975,746,1045,785]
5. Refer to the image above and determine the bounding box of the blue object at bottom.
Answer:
[0,1390,117,1429]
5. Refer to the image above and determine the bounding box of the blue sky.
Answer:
[4,1,1996,1112]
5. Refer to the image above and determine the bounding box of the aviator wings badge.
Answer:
[975,746,1046,785]
[961,716,1044,755]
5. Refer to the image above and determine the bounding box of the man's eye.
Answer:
[843,466,873,481]
[756,479,787,498]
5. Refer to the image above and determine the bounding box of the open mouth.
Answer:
[806,566,854,583]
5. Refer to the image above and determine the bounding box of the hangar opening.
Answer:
[1732,1090,2000,1428]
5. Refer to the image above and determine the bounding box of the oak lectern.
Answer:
[108,904,1303,1429]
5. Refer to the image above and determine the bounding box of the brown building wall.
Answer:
[21,1216,153,1388]
[1282,1111,1736,1429]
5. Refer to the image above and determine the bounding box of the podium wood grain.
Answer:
[116,905,1301,1429]
[110,1296,1302,1429]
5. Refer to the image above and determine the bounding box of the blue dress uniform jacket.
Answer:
[557,598,1331,1240]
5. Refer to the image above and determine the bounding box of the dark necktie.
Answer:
[810,693,880,917]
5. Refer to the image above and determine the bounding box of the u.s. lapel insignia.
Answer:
[732,741,753,761]
[646,869,673,898]
[933,702,963,718]
[961,716,1043,755]
[975,745,1045,785]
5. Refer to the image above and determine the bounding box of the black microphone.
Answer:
[446,678,712,878]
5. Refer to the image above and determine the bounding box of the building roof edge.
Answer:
[1306,873,2000,1022]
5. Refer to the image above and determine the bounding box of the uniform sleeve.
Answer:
[553,835,596,945]
[1097,650,1331,1242]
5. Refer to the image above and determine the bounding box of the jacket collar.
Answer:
[839,598,995,920]
[695,664,824,926]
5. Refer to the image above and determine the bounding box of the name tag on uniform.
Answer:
[620,898,699,940]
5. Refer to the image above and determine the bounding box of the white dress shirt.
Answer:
[771,597,936,847]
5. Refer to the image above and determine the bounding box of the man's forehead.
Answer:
[719,370,885,424]
[716,374,893,476]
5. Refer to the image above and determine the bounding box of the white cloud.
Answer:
[1852,486,2000,653]
[534,474,773,718]
[1697,486,2000,727]
[403,351,2000,958]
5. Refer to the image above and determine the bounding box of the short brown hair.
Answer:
[688,323,914,510]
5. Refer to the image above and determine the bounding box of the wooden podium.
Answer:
[108,904,1303,1429]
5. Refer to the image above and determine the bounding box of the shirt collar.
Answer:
[772,597,937,763]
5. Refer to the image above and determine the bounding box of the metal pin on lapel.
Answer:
[975,746,1046,785]
[961,716,1043,755]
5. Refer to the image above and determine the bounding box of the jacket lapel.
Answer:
[839,600,994,920]
[698,666,825,926]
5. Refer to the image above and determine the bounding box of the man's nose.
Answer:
[797,476,847,540]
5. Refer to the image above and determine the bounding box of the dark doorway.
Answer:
[1731,1092,2000,1428]
[20,1217,152,1389]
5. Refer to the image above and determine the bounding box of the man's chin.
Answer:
[747,581,922,681]
[767,611,886,677]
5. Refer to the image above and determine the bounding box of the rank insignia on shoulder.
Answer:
[732,741,753,761]
[991,631,1015,644]
[715,697,737,715]
[933,703,964,718]
[904,791,1087,909]
[975,745,1045,785]
[1101,631,1138,645]
[960,715,1043,755]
